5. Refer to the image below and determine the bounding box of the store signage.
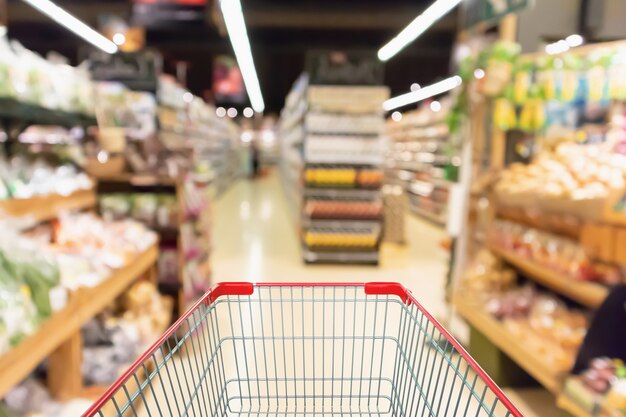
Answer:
[132,0,207,27]
[88,50,161,92]
[463,0,531,29]
[306,51,384,86]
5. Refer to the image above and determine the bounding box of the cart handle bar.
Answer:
[82,282,524,417]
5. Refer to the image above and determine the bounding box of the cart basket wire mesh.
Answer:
[83,282,523,417]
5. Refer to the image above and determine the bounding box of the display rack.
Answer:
[386,100,458,227]
[299,84,388,265]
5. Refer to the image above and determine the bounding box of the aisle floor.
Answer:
[209,173,560,417]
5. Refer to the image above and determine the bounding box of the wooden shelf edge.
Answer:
[557,395,592,417]
[0,243,158,398]
[95,174,179,187]
[453,296,564,394]
[0,188,96,222]
[488,246,609,309]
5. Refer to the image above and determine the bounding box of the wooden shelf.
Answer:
[0,188,96,222]
[454,296,564,394]
[489,246,609,309]
[0,243,158,398]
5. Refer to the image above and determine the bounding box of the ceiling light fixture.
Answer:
[383,75,461,111]
[378,0,462,61]
[220,0,265,113]
[21,0,117,54]
[243,107,254,118]
[112,33,126,46]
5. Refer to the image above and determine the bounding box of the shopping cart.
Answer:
[83,283,523,417]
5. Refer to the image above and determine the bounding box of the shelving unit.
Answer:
[96,174,212,314]
[0,97,96,130]
[300,84,388,265]
[454,31,626,416]
[0,188,96,222]
[386,99,458,227]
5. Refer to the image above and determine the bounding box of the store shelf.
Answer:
[489,246,609,309]
[302,247,379,264]
[453,296,563,394]
[96,174,178,187]
[0,97,96,128]
[0,188,96,222]
[0,243,158,398]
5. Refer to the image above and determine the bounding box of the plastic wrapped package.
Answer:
[82,319,140,385]
[0,280,38,355]
[0,37,16,98]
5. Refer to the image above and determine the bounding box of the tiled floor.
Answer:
[211,173,561,416]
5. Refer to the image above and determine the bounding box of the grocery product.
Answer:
[486,285,587,371]
[0,37,94,115]
[488,219,622,285]
[460,249,516,298]
[495,142,626,201]
[0,155,93,201]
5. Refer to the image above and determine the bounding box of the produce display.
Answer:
[485,284,587,371]
[489,219,622,285]
[0,281,171,416]
[563,358,626,416]
[495,142,626,202]
[0,155,92,201]
[0,38,94,115]
[82,281,172,386]
[99,193,179,229]
[0,213,156,355]
[460,249,516,298]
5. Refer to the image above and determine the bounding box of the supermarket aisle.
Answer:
[212,170,449,318]
[211,171,559,417]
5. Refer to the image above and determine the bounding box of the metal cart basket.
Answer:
[83,283,523,417]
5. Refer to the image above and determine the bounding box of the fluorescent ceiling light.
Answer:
[378,0,462,61]
[220,0,265,113]
[21,0,117,54]
[383,76,461,111]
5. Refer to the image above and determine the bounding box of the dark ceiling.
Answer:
[6,0,457,113]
